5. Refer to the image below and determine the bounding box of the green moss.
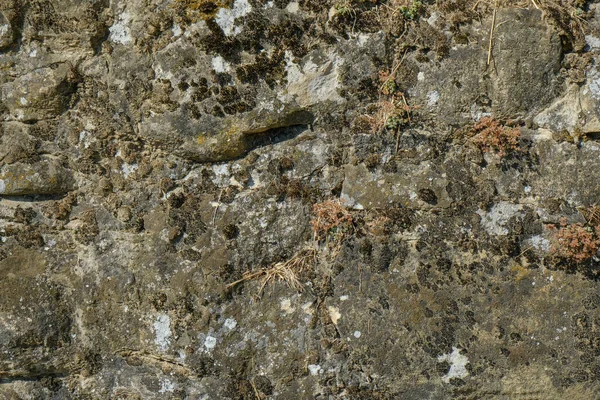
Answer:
[399,0,423,20]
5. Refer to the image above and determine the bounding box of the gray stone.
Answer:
[410,9,562,125]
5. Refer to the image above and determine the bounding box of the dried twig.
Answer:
[487,0,498,67]
[250,379,261,400]
[212,189,223,226]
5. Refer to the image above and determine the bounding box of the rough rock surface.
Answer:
[3,0,600,399]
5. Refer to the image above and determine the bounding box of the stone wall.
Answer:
[2,0,600,398]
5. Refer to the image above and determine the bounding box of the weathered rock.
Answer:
[139,99,314,162]
[1,64,77,122]
[0,159,75,195]
[535,32,600,134]
[0,11,13,49]
[2,1,600,398]
[411,9,562,125]
[340,161,451,210]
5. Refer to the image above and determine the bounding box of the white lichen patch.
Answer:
[109,11,133,45]
[204,335,217,351]
[172,24,182,37]
[438,347,469,383]
[212,56,232,73]
[216,0,252,36]
[587,61,600,101]
[224,318,237,330]
[154,314,171,351]
[286,1,299,13]
[529,235,551,252]
[477,202,524,236]
[308,364,323,375]
[586,35,600,49]
[121,162,138,178]
[470,103,491,121]
[211,163,231,185]
[159,378,175,393]
[427,90,440,106]
[0,179,5,194]
[340,192,364,210]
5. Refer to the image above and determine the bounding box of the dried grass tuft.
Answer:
[226,248,318,296]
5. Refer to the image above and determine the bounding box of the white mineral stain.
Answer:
[216,0,252,36]
[154,314,171,351]
[109,11,133,45]
[438,347,469,383]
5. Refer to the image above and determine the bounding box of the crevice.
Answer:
[0,370,69,383]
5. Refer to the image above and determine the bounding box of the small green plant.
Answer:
[335,0,356,16]
[379,69,398,96]
[398,0,423,20]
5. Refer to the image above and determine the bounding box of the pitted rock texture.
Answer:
[2,1,600,399]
